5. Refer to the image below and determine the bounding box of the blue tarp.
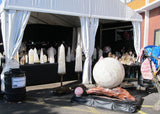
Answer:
[143,45,160,69]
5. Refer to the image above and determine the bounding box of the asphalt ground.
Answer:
[0,80,160,114]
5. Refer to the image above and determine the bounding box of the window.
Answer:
[154,29,160,46]
[126,0,134,4]
[120,0,134,4]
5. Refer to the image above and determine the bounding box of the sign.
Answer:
[12,76,26,89]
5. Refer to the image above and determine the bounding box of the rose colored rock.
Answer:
[74,87,84,97]
[141,58,156,80]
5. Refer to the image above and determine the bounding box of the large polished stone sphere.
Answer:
[93,57,125,88]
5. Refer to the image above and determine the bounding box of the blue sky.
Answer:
[0,0,1,4]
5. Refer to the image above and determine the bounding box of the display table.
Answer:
[0,62,77,86]
[20,62,141,86]
[0,62,141,86]
[21,62,77,86]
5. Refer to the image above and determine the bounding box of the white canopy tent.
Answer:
[0,0,142,87]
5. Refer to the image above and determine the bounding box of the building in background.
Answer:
[120,0,134,4]
[127,0,155,10]
[126,0,160,48]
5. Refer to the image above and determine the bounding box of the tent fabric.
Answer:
[0,0,142,85]
[132,21,141,58]
[0,10,30,91]
[71,28,77,61]
[80,17,99,84]
[3,0,142,23]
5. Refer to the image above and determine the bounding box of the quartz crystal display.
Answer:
[66,47,71,62]
[75,45,82,72]
[28,49,34,64]
[34,48,40,63]
[43,54,48,63]
[25,55,28,64]
[58,44,66,74]
[40,48,44,64]
[47,47,55,63]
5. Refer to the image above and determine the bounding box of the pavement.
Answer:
[0,80,160,114]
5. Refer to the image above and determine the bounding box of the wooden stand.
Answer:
[60,74,63,87]
[52,73,71,96]
[77,72,82,83]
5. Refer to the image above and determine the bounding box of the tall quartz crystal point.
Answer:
[40,48,44,64]
[75,45,82,72]
[43,54,48,63]
[25,55,28,64]
[48,47,55,63]
[28,49,34,64]
[66,47,71,62]
[58,44,66,74]
[71,49,75,61]
[34,48,40,63]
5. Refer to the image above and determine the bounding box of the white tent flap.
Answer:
[1,10,30,91]
[132,21,141,59]
[80,17,99,84]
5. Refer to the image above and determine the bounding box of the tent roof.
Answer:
[1,0,142,27]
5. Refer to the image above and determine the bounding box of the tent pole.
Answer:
[100,28,102,49]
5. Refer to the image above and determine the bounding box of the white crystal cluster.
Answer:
[58,44,66,74]
[75,45,82,72]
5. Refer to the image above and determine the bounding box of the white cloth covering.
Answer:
[0,10,30,91]
[80,17,99,84]
[1,9,30,69]
[3,0,142,23]
[132,21,141,59]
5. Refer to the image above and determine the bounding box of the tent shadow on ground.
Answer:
[0,81,83,114]
[0,82,82,114]
[127,86,158,96]
[1,81,157,114]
